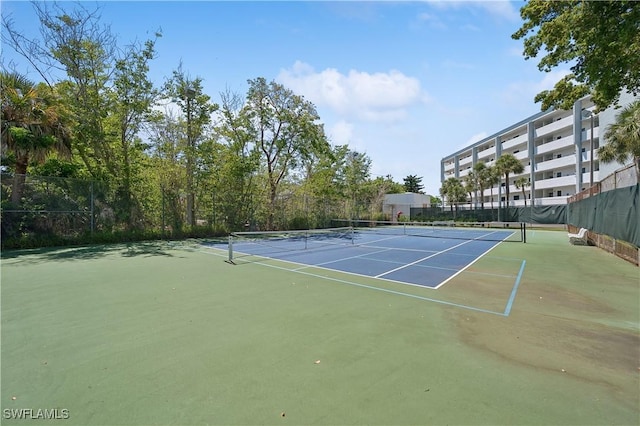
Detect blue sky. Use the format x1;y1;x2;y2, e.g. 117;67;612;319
1;1;569;196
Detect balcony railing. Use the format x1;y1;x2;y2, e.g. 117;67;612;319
536;135;573;155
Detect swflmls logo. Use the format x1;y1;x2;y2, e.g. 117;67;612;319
3;408;70;420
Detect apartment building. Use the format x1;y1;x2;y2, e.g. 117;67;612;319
440;92;637;207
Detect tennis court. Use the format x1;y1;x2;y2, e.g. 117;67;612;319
211;222;527;316
222;221;525;288
1;229;638;425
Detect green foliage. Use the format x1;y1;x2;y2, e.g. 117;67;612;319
514;176;531;207
403;174;424;193
512;0;640;111
0;2;428;249
600;100;640;180
496;154;525;208
440;177;466;217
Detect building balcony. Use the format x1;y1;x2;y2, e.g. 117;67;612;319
536;135;573;155
458;155;473;167
458;167;473;178
534;175;576;190
580;127;600;142
502;133;528;150
533;196;569;206
580;171;600;187
535;115;573;138
535;154;576;172
514;150;528;161
477;146;496;160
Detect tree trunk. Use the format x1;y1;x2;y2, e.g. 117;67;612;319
11;154;29;205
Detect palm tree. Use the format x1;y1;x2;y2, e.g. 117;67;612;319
486;166;501;220
473;162;489;210
440;177;466;219
463;171;478;210
599;100;640;182
495;153;525;208
1;71;72;204
514;177;531;207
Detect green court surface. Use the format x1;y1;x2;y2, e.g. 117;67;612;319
1;230;638;425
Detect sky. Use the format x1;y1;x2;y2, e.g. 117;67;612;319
0;0;570;196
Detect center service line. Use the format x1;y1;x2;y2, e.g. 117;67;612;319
375;239;475;279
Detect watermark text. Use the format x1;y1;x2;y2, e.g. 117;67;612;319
3;408;70;420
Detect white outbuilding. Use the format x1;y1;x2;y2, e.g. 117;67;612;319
383;193;431;221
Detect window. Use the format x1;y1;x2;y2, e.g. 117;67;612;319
514;150;519;154
582;168;586;173
556;154;562;158
501;182;505;187
556;172;562;178
557;190;562;197
514;195;520;200
548;192;553;197
557;136;562;140
582;147;586;152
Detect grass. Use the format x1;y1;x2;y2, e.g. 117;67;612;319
1;231;638;425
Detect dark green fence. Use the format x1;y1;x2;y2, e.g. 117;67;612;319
411;205;567;224
566;184;639;247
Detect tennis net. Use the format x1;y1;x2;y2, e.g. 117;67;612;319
227;227;354;263
332;220;526;243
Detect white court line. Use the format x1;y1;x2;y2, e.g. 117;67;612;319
375;239;475;278
294;247;393;270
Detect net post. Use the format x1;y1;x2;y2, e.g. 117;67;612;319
523;222;527;243
226;235;235;264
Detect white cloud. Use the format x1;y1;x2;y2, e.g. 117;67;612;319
424;0;520;22
328;120;355;146
413;12;448;30
277;61;429;123
466;131;488;146
501;69;572;107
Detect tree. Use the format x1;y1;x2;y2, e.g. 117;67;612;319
495;154;524;208
512;0;640;111
429;195;442;208
440;177;466;218
243;77;329;229
147;108;187;233
212;88;261;230
4;2;163;230
163;65;217;227
486;166;501;213
473;162;490;210
514;177;531;207
0;71;72;204
108;36;160;228
365;175;403;220
599;100;640;182
463;171;478;209
341;148;372;220
403;174;424;193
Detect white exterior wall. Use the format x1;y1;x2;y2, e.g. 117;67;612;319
383;193;431;221
440;94;639;208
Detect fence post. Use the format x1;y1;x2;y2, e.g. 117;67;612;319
90;182;95;234
161;185;166;239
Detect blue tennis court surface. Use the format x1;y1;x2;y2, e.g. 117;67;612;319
216;226;520;289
